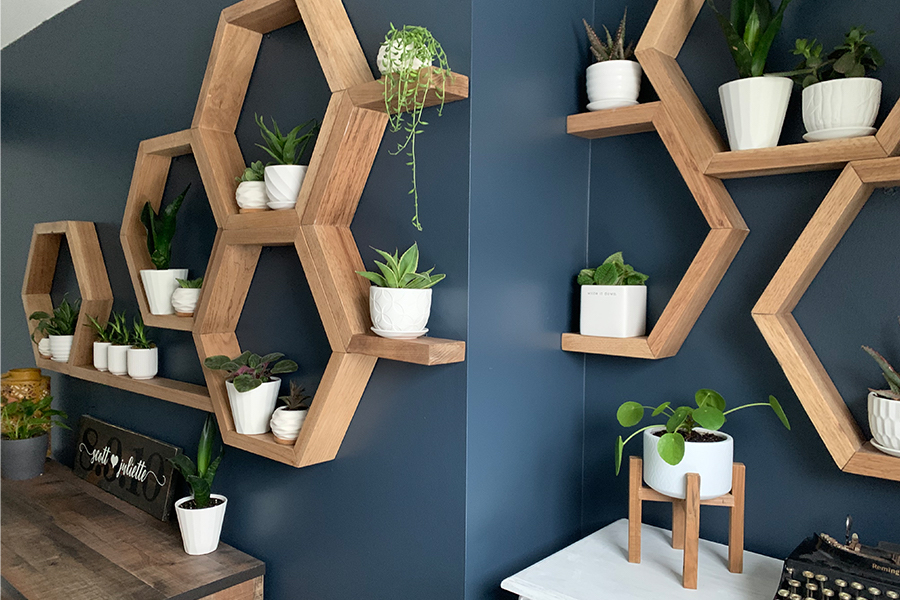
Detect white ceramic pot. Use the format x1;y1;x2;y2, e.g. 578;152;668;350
369;287;432;336
49;335;74;362
235;181;269;211
376;39;429;75
868;391;900;452
719;76;792;150
38;337;52;358
174;494;227;556
802;78;882;137
586;60;642;106
140;268;189;315
93;341;112;371
127;347;158;380
171;288;201;317
226;378;281;435
107;344;132;376
264;165;307;206
643;428;733;500
270;406;308;445
580;285;646;338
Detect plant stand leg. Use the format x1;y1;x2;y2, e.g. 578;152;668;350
728;463;746;574
672;499;685;549
683;473;700;589
628;456;643;563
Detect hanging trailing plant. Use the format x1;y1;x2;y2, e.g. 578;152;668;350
378;24;452;231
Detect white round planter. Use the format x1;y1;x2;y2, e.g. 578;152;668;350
49;335;74;362
107;344;132;376
270;406;308;445
226;378;281;435
376;39;429;75
235;181;269;212
93;341;112;371
719;76;792;150
171;288;201;317
38;337;52;358
642;428;734;500
140;269;189;315
264;165;307;207
580;285;646;338
586;60;642;109
174;494;227;556
369;287;432;337
868;391;900;453
802;78;882;139
127;347;158;380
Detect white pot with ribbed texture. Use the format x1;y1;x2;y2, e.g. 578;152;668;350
376;39;429;75
127;347;158;380
93;341;112;371
171;288;201;317
270;406;308;445
140;269;188;315
38;337;52;358
586;60;642;105
369;287;432;335
642;428;733;500
802;78;882;136
264;165;307;206
235;181;268;212
174;495;227;555
869;391;900;452
719;76;792;150
108;345;132;376
49;335;74;362
226;378;281;435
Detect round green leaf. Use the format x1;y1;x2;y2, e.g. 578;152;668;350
616;401;644;427
666;406;691;433
651;402;671;417
657;432;685;466
769;396;790;430
695;388;726;410
693;405;725;430
614;436;625;475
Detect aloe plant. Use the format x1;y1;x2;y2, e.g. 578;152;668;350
84;315;114;343
862;318;900;401
204;351;298;393
577;252;648;286
107;311;131;345
141;184;190;270
167;414;222;509
255;115;319;166
130;317;156;350
356;242;445;289
705;0;794;78
583;10;634;63
278;381;311;411
29;295;81;341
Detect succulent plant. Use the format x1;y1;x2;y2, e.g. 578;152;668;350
107;311;131;345
254;114;319;166
130;316;156;350
583;10;634;63
141;184;190;270
176;277;204;289
84;314;114;343
204;351;298;393
577;252;648;286
356;242;445;289
862;318;900;401
235;160;265;183
278;381;311;411
29;295;81;341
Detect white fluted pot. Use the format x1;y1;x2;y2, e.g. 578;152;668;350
108;345;132;376
49;335;74;362
719;76;792;150
226;378;281;435
93;341;112;371
802;78;882;137
127;347;158;380
586;60;642;109
270;407;308;445
869;391;900;452
174;495;227;555
642;428;733;500
140;269;188;315
235;181;268;212
264;165;307;207
579;285;646;338
171;288;201;317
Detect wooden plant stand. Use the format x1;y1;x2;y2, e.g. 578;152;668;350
627;456;746;590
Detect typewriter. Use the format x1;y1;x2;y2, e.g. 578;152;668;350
773;518;900;600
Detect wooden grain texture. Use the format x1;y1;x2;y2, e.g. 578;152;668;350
561;334;655;359
142;130;194;157
347;68;469;113
628;456;643;564
850;155;900;186
566;103;660;139
195;332;243;437
225;209;302;231
636;0;704;57
193;127;246;226
201;576;264;600
728;463;745;574
222;0;299;32
683;473;700;589
347;334;465;365
842;442;900;482
194;240;261;336
294;0;372;92
876;99;900;156
638;484;735;507
672;500;685;549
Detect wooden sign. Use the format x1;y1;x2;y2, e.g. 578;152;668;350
73;416;182;521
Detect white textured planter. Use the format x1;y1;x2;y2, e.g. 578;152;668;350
270;406;308;445
49;335;74;362
127;347;158;380
226;378;281;435
369;287;432;336
643;428;733;500
719;76;792;150
264;165;307;206
580;285;646;338
140;269;189;315
802;78;882;138
235;181;269;212
174;494;227;556
108;344;132;376
869;391;900;452
377;40;429;75
93;341;112;371
586;60;642;107
171;288;201;317
38;337;52;358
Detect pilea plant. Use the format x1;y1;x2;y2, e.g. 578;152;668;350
254;114;319;166
84;315;114;343
614;388;790;474
141;184;190;270
583;10;634;63
29;295;81;341
130;317;156;350
278;381;311;411
862;318;900;401
177;277;204;289
1;395;69;441
168;414;223;509
379;24;451;231
577;252;648;286
778;27;883;88
705;0;794;78
235;160;265;183
356;242;445;289
204;351;298;393
107;311;131;346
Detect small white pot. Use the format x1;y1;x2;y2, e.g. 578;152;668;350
49;335;74;362
226;378;281;435
369;287;432;335
580;285;646;338
127;347;158;380
868;391;900;452
171;288;202;317
264;165;307;206
376;39;429;75
719;76;792;150
174;494;227;556
93;341;112;371
107;344;132;376
643;428;734;500
270;406;308;445
38;337;52;358
235;181;269;212
140;269;189;315
586;60;642;105
802;78;882;136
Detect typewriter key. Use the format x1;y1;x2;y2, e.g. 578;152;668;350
803;571;816;579
823;591;834;598
836;580;848;588
817;575;829;583
777;590;790;598
869;589;882;597
807;583;819;593
790;594;802;600
839;594;852;600
886;593;899;600
789;580;802;589
852;583;866;591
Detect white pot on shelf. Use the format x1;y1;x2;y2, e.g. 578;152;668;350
376;39;429;75
235;181;269;212
107;344;132;376
174;494;227;555
38;337;52;359
369;287;432;339
264;165;307;207
579;285;646;338
719;76;792;150
49;335;74;362
642;428;733;500
270;406;308;445
140;269;189;315
868;391;900;454
93;341;112;371
171;288;201;317
127;347;158;380
586;60;642;110
802;78;882;141
226;378;281;435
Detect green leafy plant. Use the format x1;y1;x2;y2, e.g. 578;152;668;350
862;317;900;401
130;317;156;350
107;311;131;345
705;0;795;78
141;184;190;270
1;395;70;440
254;114;319;166
614;389;790;474
380;24;452;231
235;160;265;183
177;277;204;289
356;242;445;289
577;252;648;286
29;295;81;342
167;414;223;509
278;381;311;411
84;315;114;343
778;27;883;88
204;351;298;393
583;10;634;63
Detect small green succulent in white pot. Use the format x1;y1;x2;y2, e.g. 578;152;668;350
234;161;268;213
863;318;900;456
582;10;641;111
171;277;203;318
255;115;319;210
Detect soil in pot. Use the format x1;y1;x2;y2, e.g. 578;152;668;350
179;497;226;510
653;429;725;443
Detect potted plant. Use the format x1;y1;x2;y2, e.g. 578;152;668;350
171;277;203;318
234;161;268;213
106;312;132;376
1;394;69;480
269;381;311;445
615;389;790;499
706;0;795;150
29;295;81;362
863;319;900;456
582;10;641;111
203;351;298;435
577;252;648;338
377;25;452;231
85;315;114;372
140;184;190;315
356;242;445;339
168;414;225;555
127;317;158;380
255;114;319;210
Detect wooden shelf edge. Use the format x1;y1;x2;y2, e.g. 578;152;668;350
566;102;660;140
347;67;469;114
841;441;900;482
347;334;465;365
561;334;657;359
221;429;297;466
143;313;195;332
